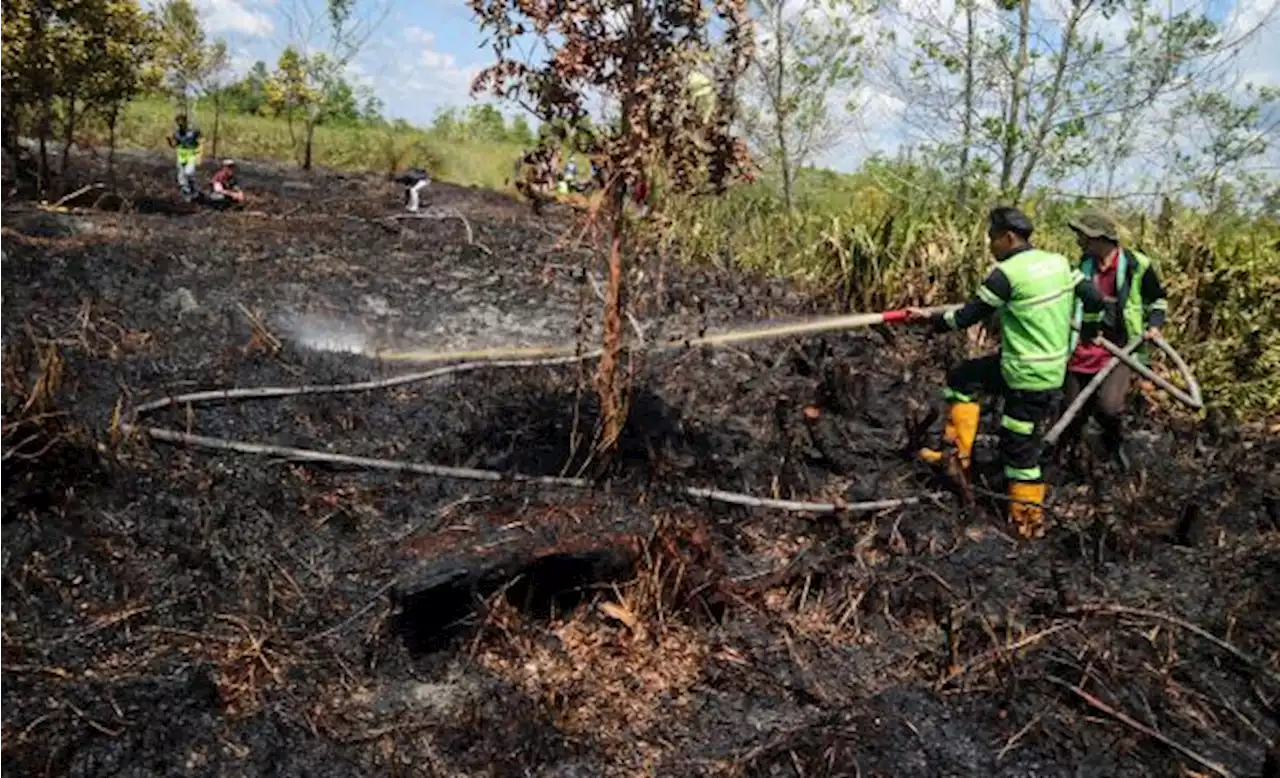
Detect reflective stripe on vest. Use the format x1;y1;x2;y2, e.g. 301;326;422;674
996;249;1078;391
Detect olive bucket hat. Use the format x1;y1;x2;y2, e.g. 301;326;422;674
1068;208;1120;242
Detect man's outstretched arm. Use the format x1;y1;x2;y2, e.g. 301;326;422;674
931;268;1010;333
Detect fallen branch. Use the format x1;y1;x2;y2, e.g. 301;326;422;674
1046;675;1235;778
389;207;492;255
1067;603;1280;685
50;183;106;209
131;352;601;415
936;623;1070;688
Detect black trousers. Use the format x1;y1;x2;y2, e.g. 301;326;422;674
946;353;1059;482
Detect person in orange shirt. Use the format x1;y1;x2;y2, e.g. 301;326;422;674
1059;209;1168;472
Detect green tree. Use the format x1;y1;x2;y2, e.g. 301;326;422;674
1169;85;1280;213
265;46;318;156
155;0;213;113
470;0;754;456
222;61;272;115
277;0;391;169
510;115;535;146
899;0;1249;205
1;0;158;191
86;0;161;176
200;40;231;159
741;0;872;210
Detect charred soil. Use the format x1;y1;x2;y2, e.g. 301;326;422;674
3;153;1279;778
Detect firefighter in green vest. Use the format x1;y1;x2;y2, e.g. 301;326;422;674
165;113;202;202
1058;208;1168;471
909;207;1106;538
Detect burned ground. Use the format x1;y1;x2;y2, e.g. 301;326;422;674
3;152;1278;777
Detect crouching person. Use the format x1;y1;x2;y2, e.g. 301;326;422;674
394;168;431;212
208;159;245;208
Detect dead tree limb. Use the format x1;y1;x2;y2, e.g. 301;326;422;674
1046;675;1235;778
389;207;491;255
1067;604;1280;685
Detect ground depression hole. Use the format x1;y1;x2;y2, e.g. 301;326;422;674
393;547;639;654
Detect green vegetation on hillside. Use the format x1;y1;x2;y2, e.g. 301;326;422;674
96;97;529;190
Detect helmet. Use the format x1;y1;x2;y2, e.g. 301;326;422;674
223;159;236;167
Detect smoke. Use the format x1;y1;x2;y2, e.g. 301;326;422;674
275;313;373;356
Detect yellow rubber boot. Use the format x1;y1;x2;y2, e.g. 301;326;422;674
919;401;980;471
1008;481;1046;539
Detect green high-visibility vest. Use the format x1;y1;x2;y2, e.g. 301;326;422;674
982;248;1083;392
686;71;715;123
1069;249;1166;364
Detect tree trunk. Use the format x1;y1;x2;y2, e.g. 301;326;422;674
1012;0;1085;202
38;102;50;197
108;105;119;180
597;199;628;454
212;90;222;160
595;0;645;458
774;0;792;211
998;0;1030;200
285;108;298;163
957;0;975;209
34;0;52;196
304;119;315;170
60;93;77;182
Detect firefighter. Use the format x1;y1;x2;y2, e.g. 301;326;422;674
909;206;1105;538
166;114;202;202
1058;208;1169;472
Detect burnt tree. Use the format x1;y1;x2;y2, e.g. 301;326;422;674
469;0;754;459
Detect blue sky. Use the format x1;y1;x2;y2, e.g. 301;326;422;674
194;0;1278;176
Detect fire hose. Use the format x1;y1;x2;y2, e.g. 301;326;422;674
1044;330;1203;446
372;305;964;364
373;305;1203;431
124;301;1203;518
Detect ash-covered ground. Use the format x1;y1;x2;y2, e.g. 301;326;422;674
3;151;1278;778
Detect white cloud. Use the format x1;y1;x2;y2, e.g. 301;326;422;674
197;0;274;36
1229;0;1280;87
421;49;458;69
346;60;377;88
377;24;482;116
404;25;437;46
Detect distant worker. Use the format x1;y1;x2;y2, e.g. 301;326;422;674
166;114;202;202
1057;208;1168;472
909;207;1105;538
558;159;579;194
208;159;244;207
394;167;432;212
